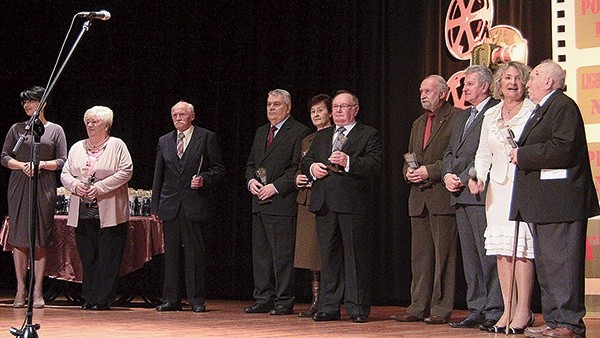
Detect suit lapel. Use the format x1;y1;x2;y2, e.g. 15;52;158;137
182;127;203;170
259;117;292;164
341;122;363;152
459;98;498;147
424;103;451;150
519;92;557;144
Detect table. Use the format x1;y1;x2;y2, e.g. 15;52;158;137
1;215;165;305
1;215;164;282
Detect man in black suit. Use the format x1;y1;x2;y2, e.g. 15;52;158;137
443;65;502;330
152;101;225;313
244;89;310;315
301;90;382;323
510;60;599;338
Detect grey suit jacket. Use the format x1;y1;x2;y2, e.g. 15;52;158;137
442;98;499;205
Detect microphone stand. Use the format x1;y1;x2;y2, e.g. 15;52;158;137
10;18;95;338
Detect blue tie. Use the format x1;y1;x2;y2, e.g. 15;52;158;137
462;107;478;139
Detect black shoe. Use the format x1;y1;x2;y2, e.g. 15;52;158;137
191;304;206;313
312;312;341;321
244;302;273;313
269;305;293;315
91;303;110;311
478;318;498;330
487;325;506;333
507;327;525;334
81;303;94;310
156;302;183;312
449;317;483;328
351;315;368;323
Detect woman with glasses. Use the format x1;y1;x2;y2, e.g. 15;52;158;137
1;86;67;308
469;61;536;334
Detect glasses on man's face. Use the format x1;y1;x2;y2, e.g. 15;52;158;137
332;104;357;111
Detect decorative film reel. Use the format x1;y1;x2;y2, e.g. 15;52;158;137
445;0;494;60
447;70;467;109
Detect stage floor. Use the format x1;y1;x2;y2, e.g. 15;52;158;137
1;296;599;337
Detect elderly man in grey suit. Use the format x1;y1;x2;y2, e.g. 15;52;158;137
152;101;226;313
244;89;311;315
443;65;502;330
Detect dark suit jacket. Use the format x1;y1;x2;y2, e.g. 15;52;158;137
510;90;599;223
301;122;382;215
443;98;499;205
245;117;311;216
404;102;460;216
151;125;226;222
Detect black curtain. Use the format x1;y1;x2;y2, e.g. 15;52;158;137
0;0;551;305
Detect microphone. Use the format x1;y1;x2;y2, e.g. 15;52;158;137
468;167;477;180
77;10;111;20
468;167;481;200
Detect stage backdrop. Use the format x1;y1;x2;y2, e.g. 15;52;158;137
0;1;551;306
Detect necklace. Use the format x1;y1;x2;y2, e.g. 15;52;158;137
502;101;522;119
87;135;109;150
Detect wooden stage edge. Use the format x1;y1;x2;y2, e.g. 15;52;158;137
1;297;600;337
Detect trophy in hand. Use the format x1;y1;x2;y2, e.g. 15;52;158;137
327;132;348;173
403;152;420;170
496;118;518;149
82;172;98;209
255;167;272;204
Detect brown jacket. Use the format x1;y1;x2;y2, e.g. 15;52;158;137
404;102;460;216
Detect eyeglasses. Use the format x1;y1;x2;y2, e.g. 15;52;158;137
332;104;357;110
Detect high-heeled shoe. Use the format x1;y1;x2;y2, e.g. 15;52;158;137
507;312;536;334
33;295;45;308
487;325;506;333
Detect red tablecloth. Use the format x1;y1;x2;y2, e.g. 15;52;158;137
0;215;164;283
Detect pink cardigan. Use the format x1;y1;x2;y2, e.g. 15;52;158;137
61;137;133;228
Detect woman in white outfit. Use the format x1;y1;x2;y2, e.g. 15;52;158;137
469;61;536;334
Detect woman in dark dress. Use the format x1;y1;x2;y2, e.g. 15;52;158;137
294;94;332;317
1;86;67;308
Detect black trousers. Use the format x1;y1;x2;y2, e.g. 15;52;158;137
75;219;127;306
530;220;587;335
251;213;296;308
162;212;208;306
315;207;372;317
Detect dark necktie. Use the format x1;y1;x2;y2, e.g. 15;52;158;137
177;132;184;158
462;107;478;140
266;125;277;147
422;113;435;147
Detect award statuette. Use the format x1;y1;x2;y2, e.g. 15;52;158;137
403;152;420;170
82;173;98;209
496;118;518;149
327;131;348;173
256;167;272;204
